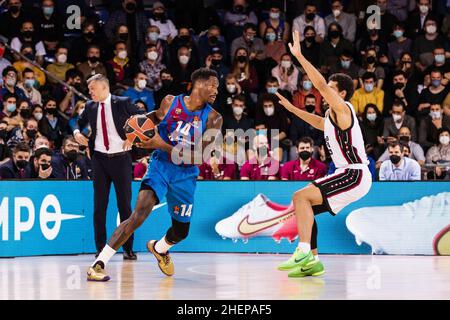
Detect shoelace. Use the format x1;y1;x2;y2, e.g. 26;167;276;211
162;254;170;265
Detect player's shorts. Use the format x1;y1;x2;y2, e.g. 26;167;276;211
140;152;199;223
312;165;372;215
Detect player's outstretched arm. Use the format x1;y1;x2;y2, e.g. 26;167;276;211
288;31;349;117
275;92;324;131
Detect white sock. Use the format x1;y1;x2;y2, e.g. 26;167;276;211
92;245;116;267
154;236;173;254
297;242;311;253
314;255;319;261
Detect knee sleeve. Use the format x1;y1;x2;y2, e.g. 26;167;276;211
311;219;318;250
165;219;190;244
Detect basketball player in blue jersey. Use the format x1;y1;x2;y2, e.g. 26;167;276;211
87;68;222;281
274;31;372;277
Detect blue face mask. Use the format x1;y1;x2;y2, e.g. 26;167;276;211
43;6;54;16
366;113;377;121
6;103;16;113
432;79;441;87
341;60;351;69
393;30;403;38
266;33;276;42
24;79;35;89
303;80;312;91
364;83;374;92
267;87;277;94
148;32;159;42
434;54;445;64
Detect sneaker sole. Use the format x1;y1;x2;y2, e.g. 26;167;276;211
288;270;325;278
146;241;174;277
87;276;110;282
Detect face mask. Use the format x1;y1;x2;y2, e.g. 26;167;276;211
179;55;190;65
393;114;403;122
305;104;315;113
366;56;376;64
366;113;377;121
6;78;16;87
22;30;33;38
266;33;276;42
43;6;54;16
24;79;35;89
234;5;244;13
212;58;222;67
236;55;247;63
65;150;78;162
117;50;127;59
269;12;280;19
46;108;58;115
264;107;275;116
364;83;374;92
26;129;37;139
393;82;405;90
426;25;437;34
431;79;441;87
306;13;315;21
20;109;31;118
9;5;20;14
257;146;269;158
341;60;351;69
148;32;159;42
84;31;95;39
440;135;450;145
399;135;410;144
435;54;445;64
299;150;312;161
147;51;158;61
430;111;441;119
153;12;165;20
305;36;315;43
419;5;429;14
40;163;51;171
233;106;243;116
267;87;277;94
162;79;172;87
57;53;67;64
281;60;291;68
303;80;312;91
390;154;401;165
227;84;236;93
34;112;43;121
16;159;28;169
208;35;218;44
179;35;190;43
393;30;404;38
119;33;128;41
125;2;136;11
6;103;16;112
329;30;340;39
0;129;7;140
137;79;147;89
332;9;341;17
246;35;255;42
88;56;99;63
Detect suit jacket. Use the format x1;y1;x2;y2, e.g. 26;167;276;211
76;95;144;152
0;159;31;179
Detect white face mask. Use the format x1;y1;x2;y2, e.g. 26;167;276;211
226;84;236;93
393;114;403;122
419;5;429;14
426;25;437;34
34;113;43;121
281;60;291;68
179;55;189;65
233;106;243;115
264;107;275;116
332;9;341;17
147;51;158;61
269;12;280;19
117;50;127;59
430;110;441;119
440;135;450;145
137;79;147;89
57;53;67;64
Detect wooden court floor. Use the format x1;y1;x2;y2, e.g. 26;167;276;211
1;253;450;300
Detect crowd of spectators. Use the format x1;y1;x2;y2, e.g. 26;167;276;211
1;0;450;182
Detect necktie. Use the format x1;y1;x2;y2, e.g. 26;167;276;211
100;102;109;151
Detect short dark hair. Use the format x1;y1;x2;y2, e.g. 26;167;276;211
266;76;279;84
297;136;314;147
328;73;354;100
2;92;17;101
114;40;127;49
24;118;38;128
243;23;257;32
392;69;406;79
430;68;443;76
65;68;83;82
362;71;376;82
35;147;52;160
63;135;77;147
437;127;450;136
305;1;317;8
232;94;246;104
191;68;218;86
388;141;404;152
22;68;34;77
305;93;316;101
2;66;17;78
392;99;406;110
160;68;171;77
13;142;31;154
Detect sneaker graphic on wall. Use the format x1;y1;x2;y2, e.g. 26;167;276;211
215;194;298;242
346;192;450;255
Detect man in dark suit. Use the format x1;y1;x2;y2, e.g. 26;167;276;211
73;74;143;259
0;142;31;179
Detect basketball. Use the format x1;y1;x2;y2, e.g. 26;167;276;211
124;114;156;145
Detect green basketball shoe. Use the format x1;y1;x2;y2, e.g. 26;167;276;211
288;260;325;277
277;248;315;271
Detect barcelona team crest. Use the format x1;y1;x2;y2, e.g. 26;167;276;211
174;205;180;214
175;108;182;115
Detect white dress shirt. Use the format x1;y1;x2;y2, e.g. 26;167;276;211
95;94;124;154
379;157;422;181
292;14;326;41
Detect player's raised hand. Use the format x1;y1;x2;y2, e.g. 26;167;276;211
288;31;302;58
275;91;296;113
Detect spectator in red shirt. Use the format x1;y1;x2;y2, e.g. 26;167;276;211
281;137;327;181
240;133;279;180
106;40;137;92
292;72;323;115
198;153;237;180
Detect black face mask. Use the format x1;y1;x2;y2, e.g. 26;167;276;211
9;5;20;14
118;33;128;41
305;36;315;43
24;52;35;61
366;56;376;64
20;109;31;119
46;108;58;115
88;56;99;63
65;149;78;162
153;12;165;20
393;82;405;90
329;30;340;39
0;129;7;140
209;36;218;44
26;129;37;139
305;104;315;113
390;155;401;165
212;58;222;66
16;159;28;169
84;32;95;40
306;13;315;21
399;136;410;144
299;150;312;161
178;35;190;43
236;55;247;63
234;5;244;13
40;163;51;170
22;30;33;39
125;2;136;12
162;79;172;88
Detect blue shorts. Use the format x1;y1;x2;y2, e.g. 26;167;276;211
140;152;199;223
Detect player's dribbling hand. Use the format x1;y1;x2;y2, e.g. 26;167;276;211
288;31;302;58
136;131;164;150
122;139;132;151
275;91;296;113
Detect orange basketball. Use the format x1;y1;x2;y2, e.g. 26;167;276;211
124;115;156;145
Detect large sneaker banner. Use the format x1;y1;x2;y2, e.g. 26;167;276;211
0;181;449;256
